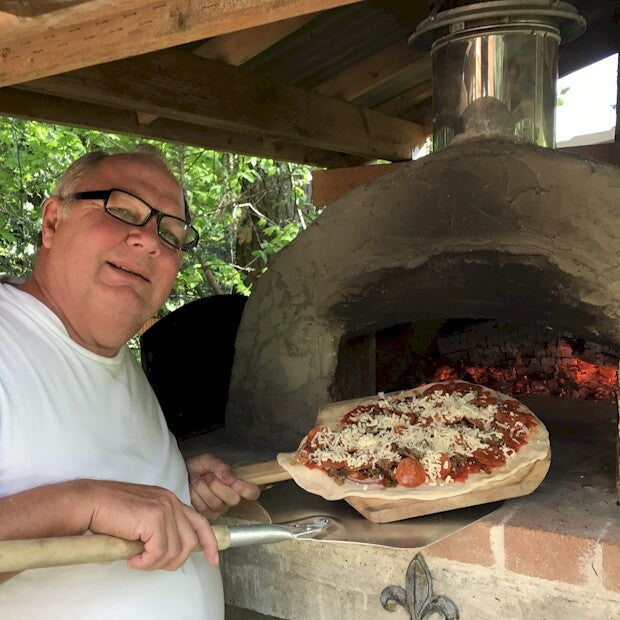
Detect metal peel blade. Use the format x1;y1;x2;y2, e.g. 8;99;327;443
227;516;331;547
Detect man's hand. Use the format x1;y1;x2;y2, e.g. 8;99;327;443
0;479;220;581
186;454;260;518
85;480;219;569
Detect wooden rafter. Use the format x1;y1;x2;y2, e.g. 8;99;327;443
0;0;363;87
177;13;318;129
374;81;433;118
19;48;426;161
0;87;368;168
314;39;423;101
192;13;316;66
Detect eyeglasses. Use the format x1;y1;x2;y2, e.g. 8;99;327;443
66;188;200;251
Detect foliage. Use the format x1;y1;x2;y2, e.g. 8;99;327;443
556;86;570;107
0;118;319;314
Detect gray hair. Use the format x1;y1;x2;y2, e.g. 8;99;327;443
52;146;190;221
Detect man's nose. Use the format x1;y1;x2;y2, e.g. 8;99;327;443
126;218;161;253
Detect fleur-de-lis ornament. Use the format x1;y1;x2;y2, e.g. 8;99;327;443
381;553;459;620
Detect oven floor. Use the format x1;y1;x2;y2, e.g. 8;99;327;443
519;395;617;489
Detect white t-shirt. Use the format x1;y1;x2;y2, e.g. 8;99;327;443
0;282;223;619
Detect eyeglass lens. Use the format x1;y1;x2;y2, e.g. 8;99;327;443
106;190;190;249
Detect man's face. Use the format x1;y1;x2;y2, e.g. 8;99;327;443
38;155;185;352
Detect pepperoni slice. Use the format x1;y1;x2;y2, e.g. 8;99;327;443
302;426;325;451
473;446;506;470
501;424;528;450
394;457;426;487
341;404;379;424
472;391;498;407
496;408;536;430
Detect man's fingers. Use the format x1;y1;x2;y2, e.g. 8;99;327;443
86;480;217;571
230;479;260;501
186;454;260;518
127;521;171;571
206;466;260;500
187;454;234;483
202;469;261;502
159;506;197;571
182;504;219;566
213;467;236;485
190;475;239;513
127;497;196;571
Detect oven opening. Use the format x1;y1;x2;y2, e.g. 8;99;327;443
370;318;618;400
333;317;619;490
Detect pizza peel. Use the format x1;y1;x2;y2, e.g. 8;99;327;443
0;391;550;572
232;391;551;524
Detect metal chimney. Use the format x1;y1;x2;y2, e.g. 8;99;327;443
409;1;586;150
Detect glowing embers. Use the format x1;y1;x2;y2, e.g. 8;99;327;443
432;358;617;400
375;320;618;400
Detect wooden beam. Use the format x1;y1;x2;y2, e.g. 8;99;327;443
0;87;368;168
373;80;432;117
136;111;159;125
20;49;426;161
181;13;316;132
314;37;423;101
0;0;363;87
192;13;315;66
312;162;405;206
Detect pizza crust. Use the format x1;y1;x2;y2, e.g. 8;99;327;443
276;382;550;502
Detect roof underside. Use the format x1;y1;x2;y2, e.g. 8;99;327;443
0;0;617;167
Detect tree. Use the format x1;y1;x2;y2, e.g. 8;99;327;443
0;118;319;313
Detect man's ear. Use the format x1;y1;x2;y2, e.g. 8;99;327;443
40;197;63;249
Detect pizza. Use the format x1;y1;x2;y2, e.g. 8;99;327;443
276;381;550;501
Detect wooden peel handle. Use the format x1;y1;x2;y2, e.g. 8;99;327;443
0;462;290;573
0;527;232;573
232;460;291;486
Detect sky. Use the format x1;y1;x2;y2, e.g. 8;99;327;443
556;53;618;145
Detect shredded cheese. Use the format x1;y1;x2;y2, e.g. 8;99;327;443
303;384;526;484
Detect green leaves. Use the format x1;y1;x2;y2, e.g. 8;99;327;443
0;117;316;311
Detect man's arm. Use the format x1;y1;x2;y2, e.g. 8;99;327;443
0;478;219;584
0;480;86;584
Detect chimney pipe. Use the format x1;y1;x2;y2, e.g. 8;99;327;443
409;1;586;150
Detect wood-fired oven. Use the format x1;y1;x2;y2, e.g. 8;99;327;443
210;1;620;617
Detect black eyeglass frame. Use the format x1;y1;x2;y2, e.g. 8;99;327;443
65;188;200;251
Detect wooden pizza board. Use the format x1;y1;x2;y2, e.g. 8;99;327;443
233;391;552;523
342;453;550;522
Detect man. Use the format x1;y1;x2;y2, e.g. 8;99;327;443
0;149;259;618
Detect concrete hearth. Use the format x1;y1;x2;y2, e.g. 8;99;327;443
225;138;620;451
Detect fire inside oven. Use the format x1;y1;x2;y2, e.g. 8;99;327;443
350;318;619;490
372;319;618;400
